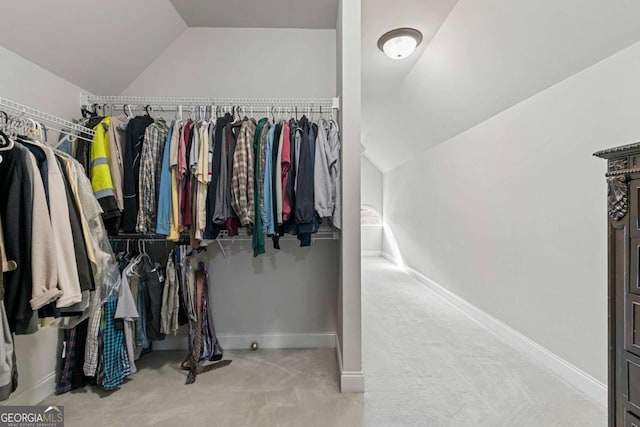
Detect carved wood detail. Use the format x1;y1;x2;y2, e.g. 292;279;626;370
608;157;629;221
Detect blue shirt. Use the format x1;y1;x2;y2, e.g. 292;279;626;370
155;122;174;235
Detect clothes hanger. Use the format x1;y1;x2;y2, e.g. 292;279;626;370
0;129;14;150
0;129;14;164
124;104;135;119
0;111;8;131
141;240;152;263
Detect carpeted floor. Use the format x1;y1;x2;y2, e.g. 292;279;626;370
41;257;606;426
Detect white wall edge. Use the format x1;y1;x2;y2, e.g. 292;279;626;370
335;335;364;392
404;265;608;409
154;332;337;351
361;251;382;257
5;371;56;406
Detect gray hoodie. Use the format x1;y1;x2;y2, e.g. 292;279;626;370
314;119;341;229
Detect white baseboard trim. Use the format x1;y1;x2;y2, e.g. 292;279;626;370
5;371;56;406
335;335;365;392
361;251;382;257
154;332;337;351
405;265;608;409
382;251;398;265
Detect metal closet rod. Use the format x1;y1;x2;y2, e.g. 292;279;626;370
109;232;340;242
84;95;340;110
0;96;96;136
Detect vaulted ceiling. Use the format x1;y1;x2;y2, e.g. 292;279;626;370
1;1;639;172
362;0;640;171
0;0;187;95
0;0;337;94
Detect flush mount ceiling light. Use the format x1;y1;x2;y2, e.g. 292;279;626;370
377;28;423;60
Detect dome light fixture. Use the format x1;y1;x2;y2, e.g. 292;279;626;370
377;28;423;60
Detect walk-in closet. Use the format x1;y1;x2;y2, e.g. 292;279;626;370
0;1;361;425
6;0;631;425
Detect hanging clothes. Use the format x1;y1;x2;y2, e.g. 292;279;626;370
295;117;318;247
122;115;154;232
75;115;104;176
0;217;17;401
230;119;256;227
263;124;276;236
252;118;269;257
314;119;342;229
179;252;229;385
115;264;139;375
90;117;121;236
156;122;174;236
0;142;61;334
160;251;180;335
168;119;183;241
107;115;128;212
136;119;168;233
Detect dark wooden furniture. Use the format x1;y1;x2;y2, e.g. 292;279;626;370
595;143;640;426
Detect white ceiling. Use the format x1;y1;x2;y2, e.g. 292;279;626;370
362;0;640;172
0;0;187;95
170;0;338;29
361;0;458;128
1;0;639;172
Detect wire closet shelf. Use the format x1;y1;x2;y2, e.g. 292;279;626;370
83;95;340;114
109;227;340;243
0;96;96;137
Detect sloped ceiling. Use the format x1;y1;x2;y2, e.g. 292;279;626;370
0;0;187;95
363;0;640;172
170;0;338;29
362;0;458;139
2;0;640;171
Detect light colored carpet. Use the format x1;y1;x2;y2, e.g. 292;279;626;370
40;257;606;426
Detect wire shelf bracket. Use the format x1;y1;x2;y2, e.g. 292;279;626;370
0;96;96;136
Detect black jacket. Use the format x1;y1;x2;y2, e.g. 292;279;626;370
122;116;154;232
0;144;36;334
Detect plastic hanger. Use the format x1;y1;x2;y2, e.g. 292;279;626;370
0;129;14;150
0;129;14;163
124;104;134;119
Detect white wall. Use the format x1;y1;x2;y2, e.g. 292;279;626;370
383;40;640;385
361;155;383;255
0;45;90;404
337;0;363;392
361;155;382;212
122;27;339;341
122;27;336;98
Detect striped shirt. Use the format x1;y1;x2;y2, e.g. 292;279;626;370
136;119;168;233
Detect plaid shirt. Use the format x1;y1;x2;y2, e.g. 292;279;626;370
83;292;102;376
102;295;124;390
136;119;168;233
231;119;256;225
